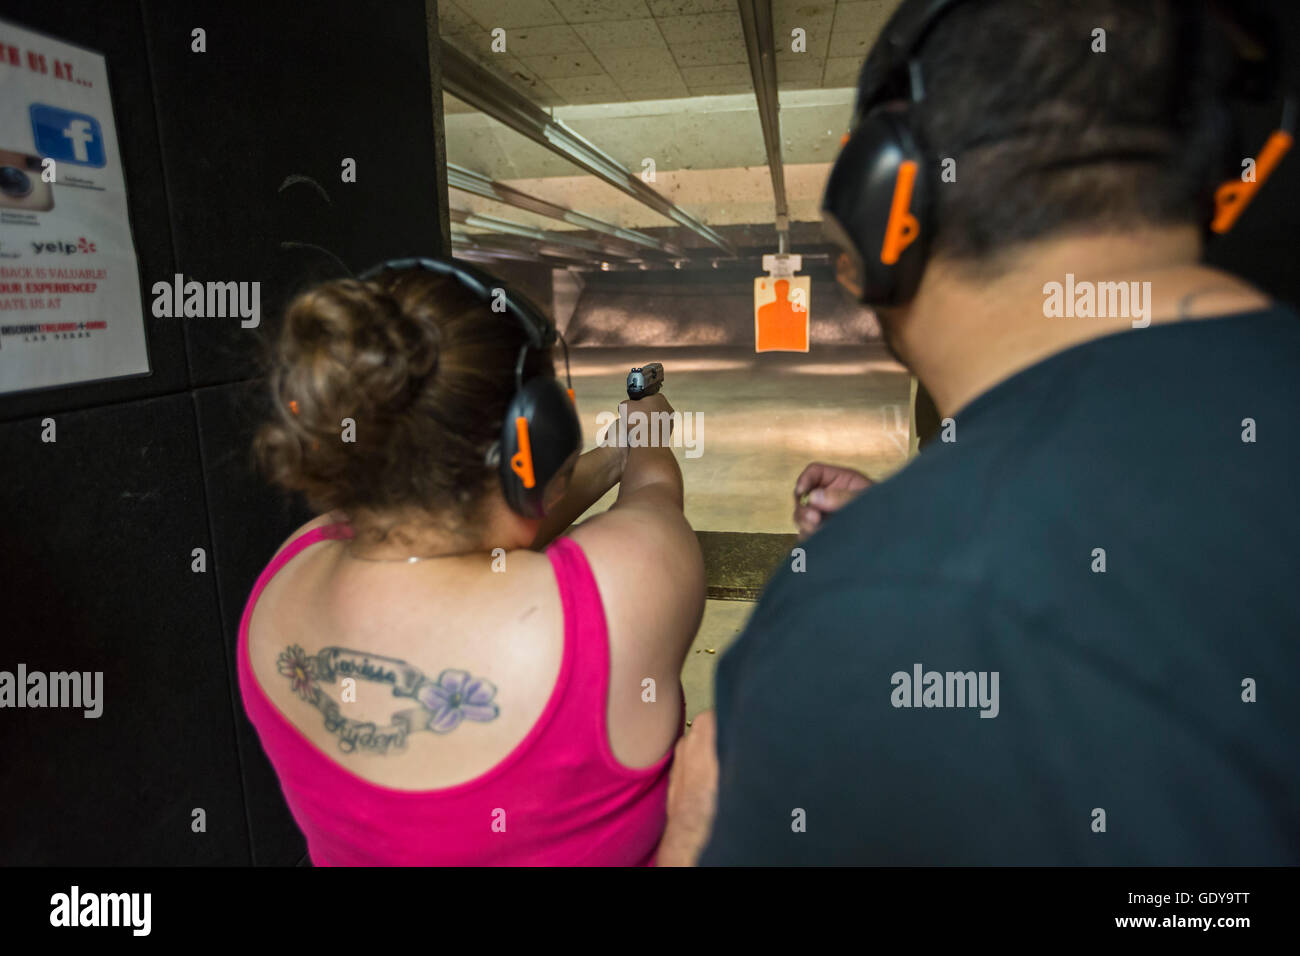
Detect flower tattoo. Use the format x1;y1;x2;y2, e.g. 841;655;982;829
417;669;500;734
276;645;318;702
277;646;500;753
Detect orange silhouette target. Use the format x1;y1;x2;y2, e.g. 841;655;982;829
754;276;810;353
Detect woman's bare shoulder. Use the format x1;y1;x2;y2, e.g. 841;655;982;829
267;511;348;563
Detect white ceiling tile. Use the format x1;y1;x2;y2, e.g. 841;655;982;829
550;0;652;23
546;73;628;102
437;2;481;34
504;24;589;55
595;45;680;79
460;0;567;29
679;63;751;87
682;82;754;96
774;0;837;16
615;73;691;98
520;51;608;78
822;55;863;86
573;18;666;51
656;11;743;45
449;27;499;55
774;8;834;59
831;0;900;38
670;38;748;68
778;36;834;62
826;30;875;59
646;0;732;14
777;36;831;61
531;83;569;106
776;2;836;29
494;54;551;85
776;56;825;82
447;91;856;181
455;47;568;100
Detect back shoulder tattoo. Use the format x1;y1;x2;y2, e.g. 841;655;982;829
275;645;500;755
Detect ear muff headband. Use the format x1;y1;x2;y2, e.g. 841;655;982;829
357;256;581;518
820;0;970;306
821;103;930;305
881;160;921;265
824;0;1289;307
359;255;556;350
507;417;533;489
854;0;969;117
1211;123;1294;232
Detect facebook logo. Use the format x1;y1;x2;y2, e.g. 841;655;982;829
30;104;106;167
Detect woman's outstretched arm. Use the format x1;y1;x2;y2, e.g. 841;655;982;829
529;444;625;551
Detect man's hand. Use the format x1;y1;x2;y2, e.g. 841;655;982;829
657;709;718;867
793;462;873;539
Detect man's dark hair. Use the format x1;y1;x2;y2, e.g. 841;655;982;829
900;0;1245;266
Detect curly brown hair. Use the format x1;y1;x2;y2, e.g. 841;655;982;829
254;265;555;539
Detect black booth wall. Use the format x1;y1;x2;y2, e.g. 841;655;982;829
0;0;446;864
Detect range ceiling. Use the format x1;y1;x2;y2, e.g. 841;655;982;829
439;0;902;109
438;0;904;249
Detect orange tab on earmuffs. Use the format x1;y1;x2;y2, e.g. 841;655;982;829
567;388;576;404
880;160;921;265
1212;129;1293;234
509;417;536;489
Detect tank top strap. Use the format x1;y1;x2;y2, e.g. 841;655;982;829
542;536;613;731
262;523;351;589
244;522;353;624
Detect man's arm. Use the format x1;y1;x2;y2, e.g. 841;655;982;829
657;710;718;866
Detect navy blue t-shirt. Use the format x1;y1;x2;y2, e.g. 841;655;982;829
701;308;1300;865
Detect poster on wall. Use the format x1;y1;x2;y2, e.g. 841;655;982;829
0;18;148;395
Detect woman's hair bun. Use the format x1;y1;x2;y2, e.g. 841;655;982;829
254;277;440;501
290;278;440;419
253;266;554;528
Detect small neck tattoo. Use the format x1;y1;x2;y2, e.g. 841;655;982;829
344;541;474;563
345;547;434;564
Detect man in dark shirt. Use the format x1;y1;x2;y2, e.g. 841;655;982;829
658;0;1300;865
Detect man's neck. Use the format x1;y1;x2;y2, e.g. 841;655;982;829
898;227;1271;419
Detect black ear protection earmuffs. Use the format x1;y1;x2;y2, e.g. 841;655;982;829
357;256;582;519
822;0;1293;308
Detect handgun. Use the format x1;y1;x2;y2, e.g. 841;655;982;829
626;363;664;400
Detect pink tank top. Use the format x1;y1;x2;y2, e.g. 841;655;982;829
237;524;677;866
